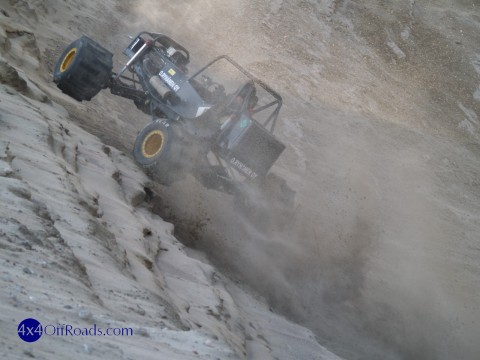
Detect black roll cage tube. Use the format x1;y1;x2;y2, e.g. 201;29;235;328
112;33;282;133
134;31;190;61
190;55;282;133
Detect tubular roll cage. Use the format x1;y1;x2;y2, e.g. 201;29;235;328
109;32;283;133
190;55;283;133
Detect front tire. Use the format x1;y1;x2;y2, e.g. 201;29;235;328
53;36;113;101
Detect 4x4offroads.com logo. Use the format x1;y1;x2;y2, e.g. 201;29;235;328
17;318;133;343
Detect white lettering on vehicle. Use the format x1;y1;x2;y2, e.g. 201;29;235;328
159;70;180;92
230;157;258;179
196;106;210;117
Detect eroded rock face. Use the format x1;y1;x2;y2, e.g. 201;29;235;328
0;60;27;92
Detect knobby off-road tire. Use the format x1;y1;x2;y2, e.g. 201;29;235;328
194;165;233;193
133;119;184;186
53;36;113;101
264;173;296;211
233;172;296;231
233;181;271;229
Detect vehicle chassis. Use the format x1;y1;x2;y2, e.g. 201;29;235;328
108;31;286;193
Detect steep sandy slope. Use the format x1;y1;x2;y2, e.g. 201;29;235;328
127;2;480;359
0;2;342;360
1;1;480;360
0;44;340;360
122;2;480;359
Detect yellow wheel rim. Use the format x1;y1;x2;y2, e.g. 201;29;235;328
142;130;165;158
60;48;77;73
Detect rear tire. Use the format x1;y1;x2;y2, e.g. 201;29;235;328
233;181;271;229
133;119;184;186
195;165;233;193
53;36;113;101
263;172;296;229
233;173;296;231
264;173;295;210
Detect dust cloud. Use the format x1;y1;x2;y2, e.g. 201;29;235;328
21;0;478;359
121;1;480;359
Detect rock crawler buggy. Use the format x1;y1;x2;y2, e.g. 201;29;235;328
53;32;294;223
